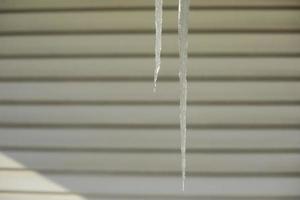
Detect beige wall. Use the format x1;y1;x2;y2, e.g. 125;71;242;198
0;0;300;199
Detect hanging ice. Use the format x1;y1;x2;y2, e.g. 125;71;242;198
178;0;190;191
153;0;190;191
153;0;163;91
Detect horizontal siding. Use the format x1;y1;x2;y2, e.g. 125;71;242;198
1;151;300;174
1;171;300;196
1;195;298;200
1;34;300;56
0;58;300;79
0;129;299;150
0;193;90;200
0;105;299;125
1;194;299;200
1;11;299;33
0;82;299;102
0;0;299;199
1;0;300;10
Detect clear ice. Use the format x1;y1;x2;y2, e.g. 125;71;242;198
153;0;163;92
178;0;190;191
153;0;190;191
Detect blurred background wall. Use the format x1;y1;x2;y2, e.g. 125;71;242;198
0;0;300;199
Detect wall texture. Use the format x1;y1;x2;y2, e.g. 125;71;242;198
0;0;300;199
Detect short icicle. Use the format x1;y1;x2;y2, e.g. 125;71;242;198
178;0;190;191
153;0;163;92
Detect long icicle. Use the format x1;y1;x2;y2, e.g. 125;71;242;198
153;0;163;92
178;0;190;191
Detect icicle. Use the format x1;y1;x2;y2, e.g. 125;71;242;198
153;0;163;92
178;0;190;191
153;0;190;191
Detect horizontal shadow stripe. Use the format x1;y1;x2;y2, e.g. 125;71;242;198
0;123;299;130
0;76;299;82
1;147;300;153
1;169;300;177
1;53;300;59
1;30;300;36
0;192;298;200
1;6;300;13
0;100;299;106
